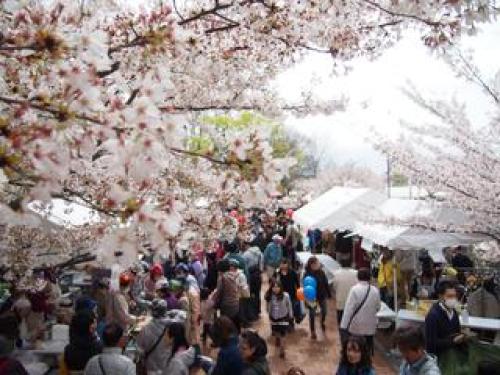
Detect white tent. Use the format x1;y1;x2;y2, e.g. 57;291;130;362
293;187;386;232
355;199;489;251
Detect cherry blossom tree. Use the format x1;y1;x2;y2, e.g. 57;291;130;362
375;58;500;245
0;0;497;273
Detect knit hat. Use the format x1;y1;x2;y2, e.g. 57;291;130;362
150;263;164;278
169;279;183;292
151;299;168;318
228;258;239;268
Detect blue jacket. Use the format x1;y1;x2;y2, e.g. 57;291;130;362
263;243;282;268
212;336;244;375
336;364;375;375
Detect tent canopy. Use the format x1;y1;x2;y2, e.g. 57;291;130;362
293;187;386;232
355;198;489;251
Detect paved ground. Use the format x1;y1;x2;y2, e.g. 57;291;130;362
203;294;397;375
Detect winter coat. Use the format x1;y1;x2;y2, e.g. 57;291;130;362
64;335;102;371
467;287;500;318
211;336;244;375
399;353;441;375
163;347;197;375
242;356;271;375
425;302;461;357
275;270;300;302
263;243;282;269
214;272;241;318
304;269;331;301
185;286;201;345
136;318;172;373
105;291;135;331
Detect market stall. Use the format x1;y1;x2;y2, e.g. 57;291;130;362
353;198;492;317
293;187;386;232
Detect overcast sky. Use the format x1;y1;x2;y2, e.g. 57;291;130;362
276;23;500;173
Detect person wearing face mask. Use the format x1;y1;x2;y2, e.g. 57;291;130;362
424;280;464;357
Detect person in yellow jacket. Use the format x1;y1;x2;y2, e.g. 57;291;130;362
377;247;401;309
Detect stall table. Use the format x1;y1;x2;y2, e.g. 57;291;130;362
397;309;500;344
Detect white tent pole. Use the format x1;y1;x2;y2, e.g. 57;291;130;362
393;259;398;315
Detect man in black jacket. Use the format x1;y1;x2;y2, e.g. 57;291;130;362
424;280;465;357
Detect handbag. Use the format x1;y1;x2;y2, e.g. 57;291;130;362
340;285;371;345
136;324;168;375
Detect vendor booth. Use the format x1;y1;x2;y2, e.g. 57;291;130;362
293;187;386;232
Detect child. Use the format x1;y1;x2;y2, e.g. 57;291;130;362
265;279;293;359
394;326;440;375
200;288;215;346
336;336;375;375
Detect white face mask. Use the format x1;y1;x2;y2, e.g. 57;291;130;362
444;298;458;310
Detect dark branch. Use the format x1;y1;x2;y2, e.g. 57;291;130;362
160;103;312;113
96;61;121;78
126;88;140;105
362;0;443;27
108;36;147;56
178;2;233;25
0;96;104;125
172;0;186;22
0;43;39;52
169;146;251;166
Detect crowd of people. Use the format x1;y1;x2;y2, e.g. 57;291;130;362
0;208;498;375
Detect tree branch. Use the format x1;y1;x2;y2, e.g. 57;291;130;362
172;0;186;22
56;187;120;217
0;96;104;125
96;61;121;78
161;103;312;113
169;146;251;166
108;36;147;56
126;88;140;105
450;46;500;104
178;1;234;25
362;0;443;27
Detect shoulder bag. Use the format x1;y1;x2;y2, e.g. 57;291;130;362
136;324;169;375
340;285;371;345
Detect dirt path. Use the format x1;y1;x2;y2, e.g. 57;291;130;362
202;295;397;375
250;297;397;375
